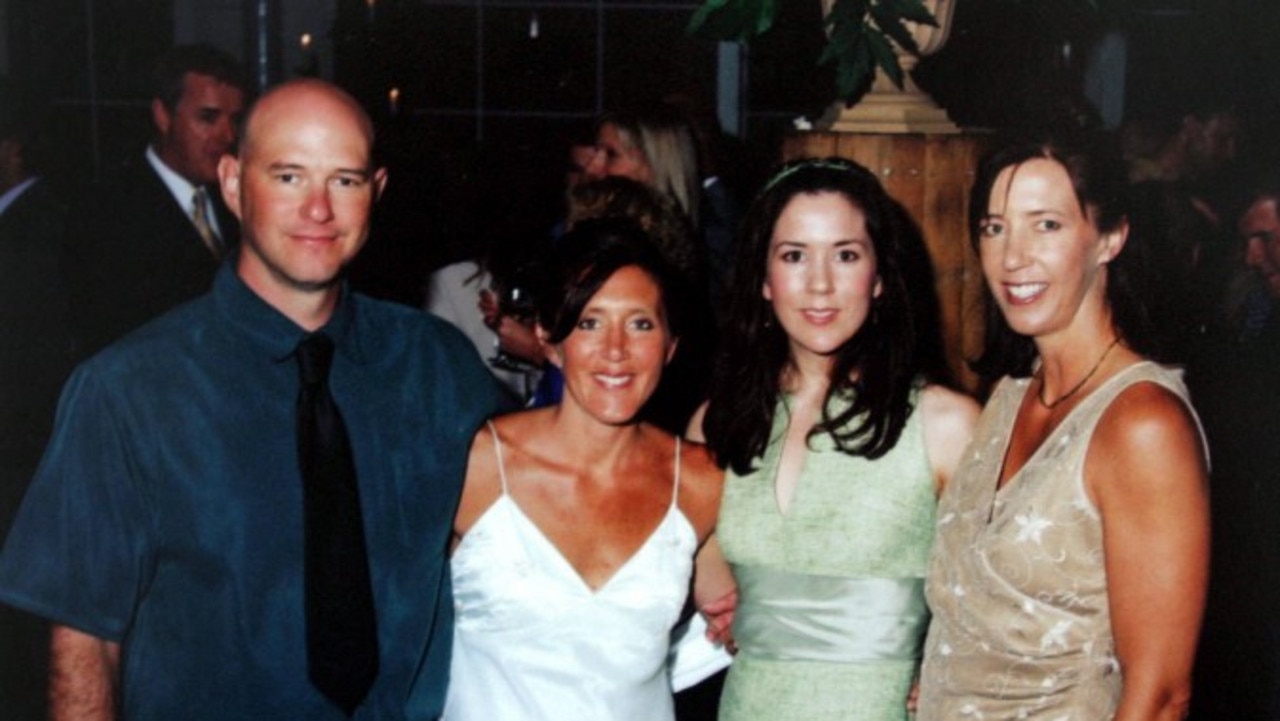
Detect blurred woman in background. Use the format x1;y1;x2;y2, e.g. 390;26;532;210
585;106;701;225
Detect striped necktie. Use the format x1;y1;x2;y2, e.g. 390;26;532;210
191;187;223;259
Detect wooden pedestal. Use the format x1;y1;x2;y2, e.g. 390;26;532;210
780;131;989;393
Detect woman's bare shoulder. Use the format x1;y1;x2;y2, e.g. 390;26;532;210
456;408;554;537
919;383;982;427
1090;379;1206;492
919;384;981;451
674;433;724;539
455;425;501;539
918;384;982;492
680;436;723;488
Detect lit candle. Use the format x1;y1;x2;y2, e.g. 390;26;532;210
296;32;318;77
388;87;401;117
366;0;376;23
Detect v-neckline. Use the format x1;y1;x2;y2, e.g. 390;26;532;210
771;393;818;519
479;421;688;595
987;361;1149;521
499;495;681;595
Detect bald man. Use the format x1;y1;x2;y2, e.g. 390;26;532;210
0;80;507;721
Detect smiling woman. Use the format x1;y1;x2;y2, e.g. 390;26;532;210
546;263;674;426
917;131;1210;721
443;218;732;721
694;158;979;721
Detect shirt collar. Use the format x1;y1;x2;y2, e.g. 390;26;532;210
145;146;228;240
146;145;200;212
211;257;362;367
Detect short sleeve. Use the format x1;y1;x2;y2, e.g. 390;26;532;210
427;314;517;426
0;363;153;641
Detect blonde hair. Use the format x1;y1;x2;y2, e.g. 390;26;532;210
602;107;700;224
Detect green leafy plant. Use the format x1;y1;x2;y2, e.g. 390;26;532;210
688;0;1099;106
688;0;939;105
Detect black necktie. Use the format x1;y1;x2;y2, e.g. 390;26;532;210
295;333;379;715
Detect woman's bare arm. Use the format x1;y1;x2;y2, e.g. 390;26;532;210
1088;383;1210;721
693;535;737;647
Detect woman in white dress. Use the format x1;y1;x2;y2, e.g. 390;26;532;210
443;218;732;721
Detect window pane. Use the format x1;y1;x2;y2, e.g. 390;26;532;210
482;8;597;113
602;7;714;108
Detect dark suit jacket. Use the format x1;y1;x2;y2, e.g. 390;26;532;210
0;176;72;721
66;155;239;356
0;176;75;531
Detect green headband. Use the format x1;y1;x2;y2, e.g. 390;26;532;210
761;158;862;194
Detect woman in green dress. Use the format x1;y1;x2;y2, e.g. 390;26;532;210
688;158;978;720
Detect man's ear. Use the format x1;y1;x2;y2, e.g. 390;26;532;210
217;155;242;219
151;99;172;137
536;325;562;369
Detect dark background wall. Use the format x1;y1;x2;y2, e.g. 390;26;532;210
5;0;1279;304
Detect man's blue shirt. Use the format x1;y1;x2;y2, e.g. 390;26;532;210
0;263;506;720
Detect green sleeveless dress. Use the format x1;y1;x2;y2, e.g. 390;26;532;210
717;388;935;721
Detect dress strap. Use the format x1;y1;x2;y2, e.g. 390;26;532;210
670;436;682;508
486;420;510;496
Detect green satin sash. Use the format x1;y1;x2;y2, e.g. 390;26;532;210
732;564;929;663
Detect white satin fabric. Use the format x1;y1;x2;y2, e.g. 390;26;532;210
443;430;694;721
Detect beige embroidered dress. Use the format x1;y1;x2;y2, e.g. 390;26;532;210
918;361;1196;720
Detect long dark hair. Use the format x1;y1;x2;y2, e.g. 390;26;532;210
703;157;946;475
968;130;1156;382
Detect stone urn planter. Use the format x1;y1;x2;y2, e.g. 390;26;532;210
816;0;960;133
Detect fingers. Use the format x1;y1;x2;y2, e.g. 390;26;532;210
495;318;544;364
478;290;500;327
699;589;738;653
